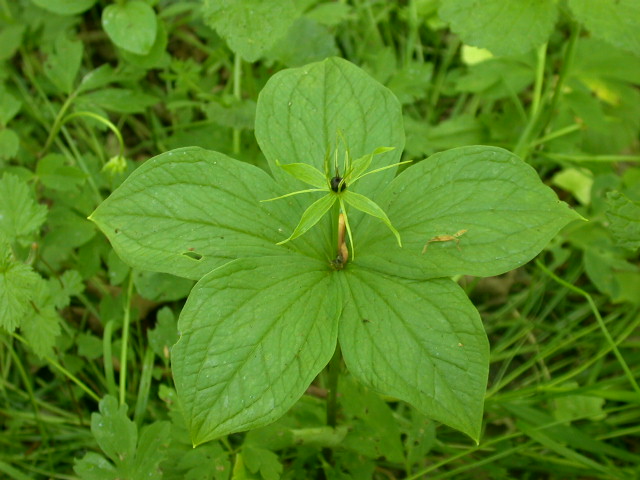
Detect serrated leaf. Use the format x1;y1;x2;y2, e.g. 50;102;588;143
0;254;40;332
568;0;640;57
202;0;299;62
439;0;558;56
0;173;47;245
21;288;61;359
606;191;640;250
90;147;317;281
131;421;170;479
338;267;489;442
356;146;582;279
73;451;118;480
102;1;157;55
255;57;405;203
171;256;340;445
91;395;137;466
44;34;83;95
31;0;97;15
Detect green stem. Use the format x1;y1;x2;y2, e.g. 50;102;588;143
326;345;342;428
536;261;640;395
103;320;117;398
232;53;242;155
119;273;135;406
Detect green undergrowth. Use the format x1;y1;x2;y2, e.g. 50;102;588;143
1;1;639;479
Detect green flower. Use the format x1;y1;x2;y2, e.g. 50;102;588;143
263;140;410;260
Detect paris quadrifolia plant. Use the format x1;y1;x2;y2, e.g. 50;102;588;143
90;58;582;446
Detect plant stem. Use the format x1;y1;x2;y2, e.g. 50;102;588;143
326;345;342;428
119;273;135;406
232;53;242;155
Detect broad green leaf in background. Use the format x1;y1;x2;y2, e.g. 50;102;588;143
568;0;640;57
43;34;83;95
255;57;405;202
439;0;558;56
171;256;340;445
0;173;47;245
202;0;300;62
31;0;97;15
90;148;317;281
606;192;640;250
36;154;87;192
102;1;157;55
355;146;582;280
338;268;489;442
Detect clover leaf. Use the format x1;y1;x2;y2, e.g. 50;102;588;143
90;57;581;445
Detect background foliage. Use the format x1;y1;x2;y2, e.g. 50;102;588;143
1;0;639;479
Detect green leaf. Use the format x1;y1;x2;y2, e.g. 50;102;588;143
439;0;558;56
0;85;22;125
147;307;178;364
338;266;489;443
77;88;159;114
0;129;19;160
74;452;118;480
130;421;170;479
267;17;339;67
0;24;25;61
276;193;336;245
102;1;157;55
91;396;137;466
31;0;97;15
0;250;40;332
606;191;640;251
36;154;87;192
90;147;318;281
276;161;327;189
43;34;83;95
243;445;283;480
171;256;340;445
21;278;62;359
0;173;47;245
568;0;640;56
133;271;193;302
342;190;401;247
202;0;300;62
357;146;582;280
255;57;405;203
119;19;169;69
